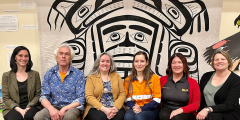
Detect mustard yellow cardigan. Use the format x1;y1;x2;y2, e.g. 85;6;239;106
83;72;126;119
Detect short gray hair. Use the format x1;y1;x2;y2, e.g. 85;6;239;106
89;52;117;75
54;44;75;60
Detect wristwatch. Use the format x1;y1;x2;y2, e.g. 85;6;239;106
206;107;210;113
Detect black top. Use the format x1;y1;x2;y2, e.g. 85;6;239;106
199;71;240;119
17;79;28;109
161;75;189;110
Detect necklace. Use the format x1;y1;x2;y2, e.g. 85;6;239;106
101;75;109;93
17;76;21;81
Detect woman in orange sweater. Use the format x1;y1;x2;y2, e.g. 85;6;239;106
124;51;161;120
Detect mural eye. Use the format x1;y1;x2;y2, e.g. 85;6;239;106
131;32;148;43
111;33;120;41
168;7;179;19
78;6;90;18
107;32;125;42
134;33;144;41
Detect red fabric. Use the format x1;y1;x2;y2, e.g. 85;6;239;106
160;75;200;116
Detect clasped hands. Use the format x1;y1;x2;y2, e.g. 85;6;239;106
49;106;68;120
100;106;119;120
15;107;31;117
133;104;142;114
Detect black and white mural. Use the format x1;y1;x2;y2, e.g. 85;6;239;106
37;0;223;81
204;14;240;71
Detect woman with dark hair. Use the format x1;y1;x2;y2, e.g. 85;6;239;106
2;46;41;120
124;51;161;120
83;52;126;120
196;50;240;120
159;53;200;120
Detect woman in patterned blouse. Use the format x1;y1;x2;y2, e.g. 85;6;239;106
83;52;126;120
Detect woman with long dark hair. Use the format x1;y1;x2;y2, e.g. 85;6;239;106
124;51;161;120
2;46;41;120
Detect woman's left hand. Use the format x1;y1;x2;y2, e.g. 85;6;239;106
108;107;118;119
196;108;208;120
25;107;31;111
170;108;183;119
133;104;142;114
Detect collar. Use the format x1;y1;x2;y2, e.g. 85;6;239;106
51;64;74;74
168;74;187;83
133;77;138;81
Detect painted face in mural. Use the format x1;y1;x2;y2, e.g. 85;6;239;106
92;15;159;77
213;53;229;71
134;55;149;73
47;0;209;80
171;56;184;75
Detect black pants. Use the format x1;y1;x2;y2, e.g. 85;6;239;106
86;107;126;120
4;107;40;120
159;106;196;120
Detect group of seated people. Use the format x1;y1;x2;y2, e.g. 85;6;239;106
2;44;240;120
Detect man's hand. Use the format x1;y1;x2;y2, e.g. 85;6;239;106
59;107;68;120
49;106;61;120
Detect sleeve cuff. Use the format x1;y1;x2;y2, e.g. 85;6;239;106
26;102;35;108
72;99;84;110
39;96;48;102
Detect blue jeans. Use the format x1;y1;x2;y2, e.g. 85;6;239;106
124;108;158;120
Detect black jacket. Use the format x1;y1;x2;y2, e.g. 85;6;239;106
199;71;240;119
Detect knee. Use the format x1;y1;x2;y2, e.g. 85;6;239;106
34;109;48;120
135;114;147;120
159;111;170;120
124;113;134;120
34;112;43;120
24;115;34;120
171;115;185;120
64;108;80;120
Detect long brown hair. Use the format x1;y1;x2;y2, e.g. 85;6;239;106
166;53;189;78
127;51;153;98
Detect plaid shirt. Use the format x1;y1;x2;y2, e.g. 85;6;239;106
39;65;86;110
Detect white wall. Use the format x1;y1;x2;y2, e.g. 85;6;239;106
0;0;41;84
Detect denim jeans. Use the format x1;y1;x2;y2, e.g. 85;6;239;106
124;108;158;120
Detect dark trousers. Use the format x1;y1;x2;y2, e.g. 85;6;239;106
124;108;158;120
159;106;196;120
4;107;40;120
86;107;126;120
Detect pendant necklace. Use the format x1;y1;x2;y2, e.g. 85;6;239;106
101;75;109;93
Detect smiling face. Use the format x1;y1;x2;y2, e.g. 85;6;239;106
134;54;149;73
15;50;29;68
171;56;184;75
56;47;72;67
213;53;229;71
99;55;111;73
